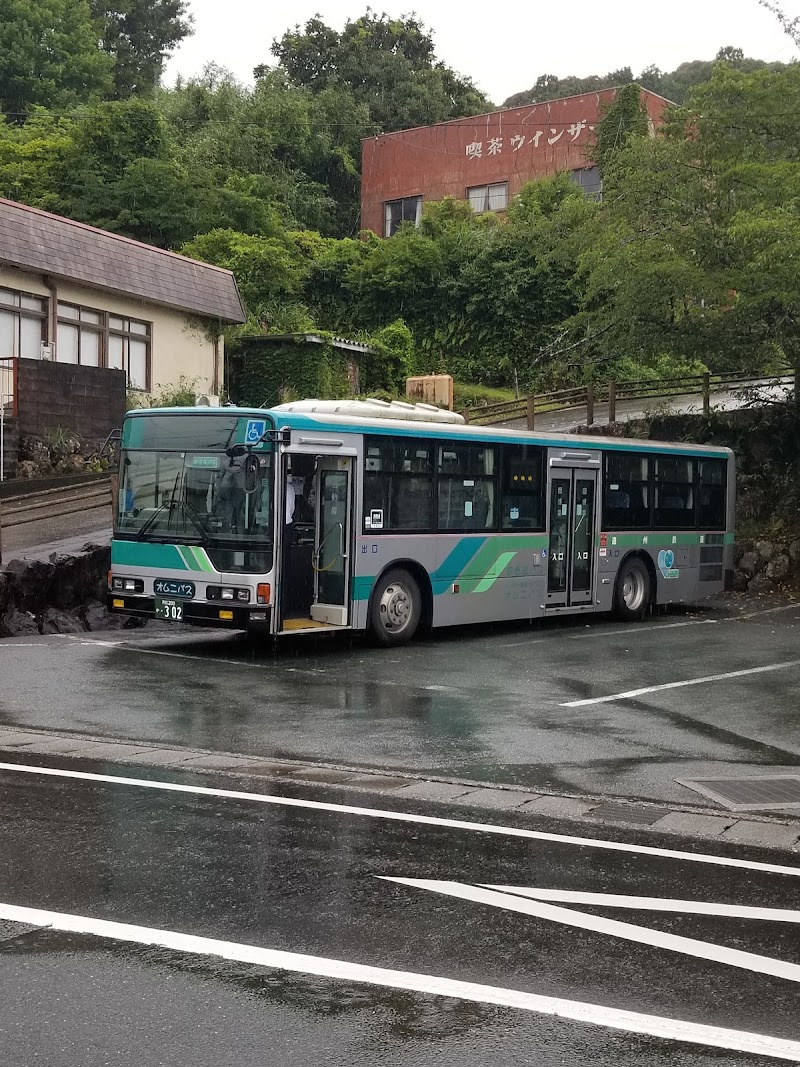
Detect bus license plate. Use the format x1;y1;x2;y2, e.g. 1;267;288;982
155;598;184;622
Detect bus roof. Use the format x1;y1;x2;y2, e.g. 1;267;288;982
126;405;732;459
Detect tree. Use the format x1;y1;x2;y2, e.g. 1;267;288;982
575;62;800;385
0;0;113;117
90;0;193;98
268;12;492;133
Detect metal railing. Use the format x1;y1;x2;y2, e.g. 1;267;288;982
462;369;795;428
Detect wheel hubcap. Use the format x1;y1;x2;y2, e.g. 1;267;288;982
622;569;645;611
379;583;411;632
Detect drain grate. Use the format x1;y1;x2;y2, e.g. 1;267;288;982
676;775;800;811
589;803;669;826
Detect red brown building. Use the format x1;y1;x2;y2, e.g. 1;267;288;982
361;88;671;235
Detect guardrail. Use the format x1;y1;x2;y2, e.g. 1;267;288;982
461;370;795;427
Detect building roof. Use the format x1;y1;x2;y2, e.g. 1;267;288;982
361;86;675;141
0;198;246;323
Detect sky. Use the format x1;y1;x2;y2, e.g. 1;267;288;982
165;0;798;104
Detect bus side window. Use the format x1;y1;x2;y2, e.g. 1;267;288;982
603;453;650;529
697;458;726;529
653;457;696;529
437;444;497;531
500;444;544;529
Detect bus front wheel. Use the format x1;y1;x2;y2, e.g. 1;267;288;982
369;568;421;647
614;557;651;621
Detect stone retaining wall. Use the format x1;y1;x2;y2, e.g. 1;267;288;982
732;539;800;594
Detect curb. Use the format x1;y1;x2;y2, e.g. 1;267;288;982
1;727;799;854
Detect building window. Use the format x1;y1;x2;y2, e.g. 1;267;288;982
571;166;602;199
56;302;104;367
467;182;508;213
384;196;422;237
108;315;151;391
0;287;46;359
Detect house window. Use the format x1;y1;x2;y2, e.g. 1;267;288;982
56;302;104;367
571;166;602;199
108;315;151;391
384;196;422;236
0;287;46;359
467;182;508;213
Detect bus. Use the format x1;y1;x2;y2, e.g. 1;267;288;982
108;400;735;646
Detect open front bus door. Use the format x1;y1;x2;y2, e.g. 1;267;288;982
311;456;353;626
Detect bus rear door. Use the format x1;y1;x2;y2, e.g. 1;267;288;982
546;448;600;608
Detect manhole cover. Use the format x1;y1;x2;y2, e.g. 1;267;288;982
676;775;800;811
589;803;669;826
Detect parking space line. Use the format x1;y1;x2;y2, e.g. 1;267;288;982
561;658;800;708
0;900;799;1060
1;761;799;877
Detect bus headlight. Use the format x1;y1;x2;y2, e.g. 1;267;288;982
206;585;250;603
112;577;144;593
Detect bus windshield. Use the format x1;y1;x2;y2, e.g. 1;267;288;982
117;448;273;545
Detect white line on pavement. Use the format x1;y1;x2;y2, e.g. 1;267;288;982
0;900;799;1061
482;886;800;923
500;603;799;648
1;761;799;878
560;658;800;708
386;879;800;984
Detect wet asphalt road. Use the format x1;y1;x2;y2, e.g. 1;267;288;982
0;758;799;1066
0;597;799;805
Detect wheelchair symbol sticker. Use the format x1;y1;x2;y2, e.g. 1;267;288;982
245;419;266;445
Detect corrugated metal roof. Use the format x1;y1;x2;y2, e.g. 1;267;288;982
0;198;246;323
239;333;374;353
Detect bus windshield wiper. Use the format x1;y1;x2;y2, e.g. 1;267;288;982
136;471;182;541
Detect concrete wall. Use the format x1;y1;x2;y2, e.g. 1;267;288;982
0;266;223;399
360;89;671;234
16;359;126;439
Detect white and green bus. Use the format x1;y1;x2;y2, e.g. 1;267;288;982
108;400;735;646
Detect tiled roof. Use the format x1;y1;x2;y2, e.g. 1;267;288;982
0;198;246;323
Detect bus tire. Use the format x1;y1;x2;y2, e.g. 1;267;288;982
369;568;421;647
613;556;651;621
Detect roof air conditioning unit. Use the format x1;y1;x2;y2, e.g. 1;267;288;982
40;342;55;361
195;393;220;407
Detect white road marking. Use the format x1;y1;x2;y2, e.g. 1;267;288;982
500;603;798;648
482;886;800;923
2;761;800;878
1;901;799;1061
561;658;800;707
385;879;800;984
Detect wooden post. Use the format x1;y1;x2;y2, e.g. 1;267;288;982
461;408;470;424
608;381;616;424
702;372;710;417
526;395;535;430
586;384;594;426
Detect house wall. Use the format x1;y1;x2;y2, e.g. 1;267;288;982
0;266;222;398
360;89;671;234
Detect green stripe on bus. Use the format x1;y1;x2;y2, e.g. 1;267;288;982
472;551;518;592
112;541;191;570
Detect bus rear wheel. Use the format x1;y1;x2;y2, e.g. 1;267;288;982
614;557;651;621
369;568;421;647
